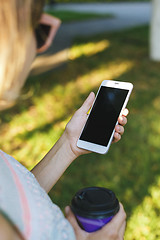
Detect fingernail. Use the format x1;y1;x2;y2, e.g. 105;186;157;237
117;126;120;131
119;116;123;121
65;206;70;215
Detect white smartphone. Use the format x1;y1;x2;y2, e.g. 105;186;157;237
77;80;133;154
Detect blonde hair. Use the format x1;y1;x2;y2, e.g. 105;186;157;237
0;0;44;110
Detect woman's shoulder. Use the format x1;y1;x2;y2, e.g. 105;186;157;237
0;150;75;240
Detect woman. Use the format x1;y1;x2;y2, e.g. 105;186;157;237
0;0;127;239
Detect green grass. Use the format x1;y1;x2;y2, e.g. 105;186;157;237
1;25;160;239
46;9;113;22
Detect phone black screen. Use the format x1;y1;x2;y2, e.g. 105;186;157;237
80;86;129;146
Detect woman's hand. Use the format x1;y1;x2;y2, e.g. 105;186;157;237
37;13;61;53
112;108;129;143
65;204;126;240
65;92;129;158
32;93;129;192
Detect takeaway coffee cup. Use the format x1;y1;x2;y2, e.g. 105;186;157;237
71;186;120;233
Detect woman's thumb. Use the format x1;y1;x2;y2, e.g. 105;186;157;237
79;92;95;114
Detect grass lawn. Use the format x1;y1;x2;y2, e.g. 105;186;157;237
0;25;160;239
46;9;113;22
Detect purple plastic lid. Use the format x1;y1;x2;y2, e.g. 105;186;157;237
71;187;119;219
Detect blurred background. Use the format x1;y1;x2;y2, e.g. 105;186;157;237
1;0;160;239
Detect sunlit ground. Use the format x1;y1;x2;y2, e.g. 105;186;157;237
1;25;160;239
